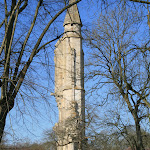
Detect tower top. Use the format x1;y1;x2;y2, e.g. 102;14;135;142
63;0;82;26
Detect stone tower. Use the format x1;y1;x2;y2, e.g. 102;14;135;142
53;0;85;149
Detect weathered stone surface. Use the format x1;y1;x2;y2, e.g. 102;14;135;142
53;1;85;149
63;0;82;27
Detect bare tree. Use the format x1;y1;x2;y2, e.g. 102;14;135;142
85;2;150;150
0;0;82;143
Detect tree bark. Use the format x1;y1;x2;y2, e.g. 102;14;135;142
0;103;8;143
122;95;145;150
133;111;145;150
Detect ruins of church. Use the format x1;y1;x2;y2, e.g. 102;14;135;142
53;0;85;149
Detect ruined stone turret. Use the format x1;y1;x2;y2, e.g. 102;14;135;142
53;0;85;149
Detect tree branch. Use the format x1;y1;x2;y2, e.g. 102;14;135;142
0;19;5;28
0;0;21;56
130;0;150;4
4;6;19;77
18;0;28;14
12;0;82;99
12;0;41;83
37;33;63;52
130;87;150;108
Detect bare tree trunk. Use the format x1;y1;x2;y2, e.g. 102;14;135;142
133;111;145;150
0;104;8;143
0;0;16;143
0;95;14;143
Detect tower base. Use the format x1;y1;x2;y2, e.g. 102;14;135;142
57;142;79;150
